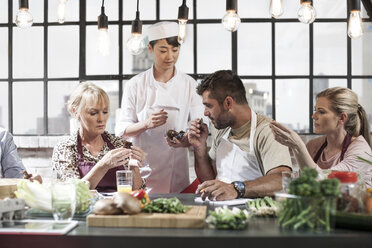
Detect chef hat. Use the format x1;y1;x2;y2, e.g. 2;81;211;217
147;21;179;42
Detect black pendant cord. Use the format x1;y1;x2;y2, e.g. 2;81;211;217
137;0;139;12
102;0;104;8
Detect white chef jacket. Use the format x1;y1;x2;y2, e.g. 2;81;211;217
115;66;204;193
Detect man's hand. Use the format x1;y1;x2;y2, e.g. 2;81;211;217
165;133;190;148
146;109;168;129
187;118;209;150
196;179;238;201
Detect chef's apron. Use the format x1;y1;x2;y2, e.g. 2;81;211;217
134;82;189;193
313;133;352;163
216;111;263;183
77;133;119;192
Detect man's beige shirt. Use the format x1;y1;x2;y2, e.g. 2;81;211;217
209;114;292;176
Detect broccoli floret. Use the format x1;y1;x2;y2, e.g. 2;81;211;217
319;178;340;197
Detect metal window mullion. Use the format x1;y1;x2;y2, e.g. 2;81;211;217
8;0;13;133
193;0;197;77
271;20;276;120
44;0;48;135
79;0;86;82
232;31;237;73
156;0;160;21
347;2;352;89
309;23;314;133
119;0;123;107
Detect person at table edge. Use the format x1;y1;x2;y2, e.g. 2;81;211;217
188;70;293;200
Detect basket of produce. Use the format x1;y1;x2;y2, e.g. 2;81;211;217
275;168;339;231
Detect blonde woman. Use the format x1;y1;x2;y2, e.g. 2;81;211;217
52;82;145;192
270;87;372;187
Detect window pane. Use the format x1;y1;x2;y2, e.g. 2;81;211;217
48;0;79;22
314;23;347;76
0;0;7;23
0;82;8;129
198;0;225;19
123;0;156;21
86;25;119;75
352;79;372;130
123;24;153;74
276;79;309;132
13;27;43;78
352;23;372;75
48;81;79;135
48;26;79;78
361;3;369;18
0;28;7;78
160;0;194;20
314;0;346;18
240;0;270;18
238;23;271;75
87;0;118;21
13;0;43;23
313;78;347;112
277;0;299;19
197;24;231;73
90;81;119;134
13;82;44;135
243;80;272;118
276;23;309;75
176;24;194;74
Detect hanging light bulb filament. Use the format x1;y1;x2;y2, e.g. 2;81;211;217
16;0;33;28
97;0;110;56
297;0;316;24
222;0;240;32
348;0;363;39
126;0;146;55
177;0;189;44
270;0;283;19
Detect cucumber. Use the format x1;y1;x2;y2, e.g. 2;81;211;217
335;211;372;230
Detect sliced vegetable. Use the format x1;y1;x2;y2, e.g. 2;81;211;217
246;196;279;216
131;190;150;209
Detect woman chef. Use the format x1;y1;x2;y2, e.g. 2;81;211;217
115;22;204;193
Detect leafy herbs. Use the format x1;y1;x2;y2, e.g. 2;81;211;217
142;197;190;213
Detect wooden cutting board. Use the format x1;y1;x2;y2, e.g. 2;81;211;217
87;205;207;229
0;179;21;199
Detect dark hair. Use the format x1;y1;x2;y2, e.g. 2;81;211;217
149;36;180;48
197;70;248;105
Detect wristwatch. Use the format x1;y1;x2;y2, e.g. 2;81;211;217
231;181;246;198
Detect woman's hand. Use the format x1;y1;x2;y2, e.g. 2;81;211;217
145;109;168;129
165;132;190;148
130;145;146;166
99;148;132;170
269;120;303;150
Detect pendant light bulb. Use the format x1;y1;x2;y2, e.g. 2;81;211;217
177;0;189;44
297;0;316;24
348;0;363;39
127;33;146;55
16;0;33;28
270;0;283;18
57;0;68;24
178;20;187;44
222;0;240;32
98;29;110;56
126;9;146;55
97;4;110;56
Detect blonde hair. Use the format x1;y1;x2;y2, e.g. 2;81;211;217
67;82;110;118
317;87;371;147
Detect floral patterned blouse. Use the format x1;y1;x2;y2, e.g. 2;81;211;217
52;130;124;181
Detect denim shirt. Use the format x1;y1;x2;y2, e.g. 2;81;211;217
0;128;25;178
